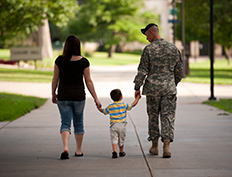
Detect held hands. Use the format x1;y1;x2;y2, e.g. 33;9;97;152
95;99;103;113
132;90;141;107
137;94;142;99
95;98;102;108
97;106;103;113
134;90;141;99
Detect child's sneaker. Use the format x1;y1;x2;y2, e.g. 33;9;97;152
119;151;126;157
112;151;117;158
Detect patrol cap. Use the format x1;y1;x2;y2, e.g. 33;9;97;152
141;23;158;35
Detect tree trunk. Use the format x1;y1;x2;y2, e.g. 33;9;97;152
185;55;190;76
108;44;116;58
225;48;231;66
116;42;124;53
33;18;54;59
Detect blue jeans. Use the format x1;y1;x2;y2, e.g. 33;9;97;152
57;100;85;135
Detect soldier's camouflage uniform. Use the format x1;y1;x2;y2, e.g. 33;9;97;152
133;38;183;142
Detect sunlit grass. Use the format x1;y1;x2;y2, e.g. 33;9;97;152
183;59;232;85
0;92;47;122
87;52;140;66
0;49;140;68
0;49;10;60
0;49;231;85
0;51;140;82
0;68;53;82
203;99;232;114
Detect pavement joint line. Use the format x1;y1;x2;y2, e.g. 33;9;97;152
128;112;154;177
0;121;11;130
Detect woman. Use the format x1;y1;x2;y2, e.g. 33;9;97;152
51;35;101;159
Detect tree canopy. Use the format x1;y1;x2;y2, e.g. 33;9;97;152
0;0;78;47
176;0;232;64
176;0;232;47
65;0;159;56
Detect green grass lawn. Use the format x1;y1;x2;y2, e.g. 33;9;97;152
183;59;232;85
32;51;141;68
0;50;141;122
0;49;231;122
87;52;140;65
0;92;47;122
184;59;232;114
0;49;10;60
0;49;140;68
0;50;141;82
0;68;53;82
1;49;231;84
203;99;232;114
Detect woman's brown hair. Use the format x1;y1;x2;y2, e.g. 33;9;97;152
62;35;81;61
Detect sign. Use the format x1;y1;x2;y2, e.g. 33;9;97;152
10;47;42;61
169;8;178;15
168;19;179;23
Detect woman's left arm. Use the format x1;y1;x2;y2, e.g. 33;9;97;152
51;64;59;104
84;67;102;108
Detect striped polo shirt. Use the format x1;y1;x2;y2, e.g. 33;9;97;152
102;101;133;127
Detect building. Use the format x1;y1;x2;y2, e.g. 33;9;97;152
144;0;173;42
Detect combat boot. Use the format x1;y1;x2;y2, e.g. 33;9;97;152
149;138;159;155
163;139;171;158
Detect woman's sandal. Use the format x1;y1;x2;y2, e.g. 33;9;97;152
60;151;69;159
75;152;84;157
119;151;126;157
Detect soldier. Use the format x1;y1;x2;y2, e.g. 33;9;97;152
133;23;183;158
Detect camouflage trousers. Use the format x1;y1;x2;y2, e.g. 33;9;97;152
146;95;177;142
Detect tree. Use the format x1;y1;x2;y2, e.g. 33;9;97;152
214;0;232;65
176;1;209;43
0;0;43;46
67;0;158;57
0;0;77;58
176;0;232;65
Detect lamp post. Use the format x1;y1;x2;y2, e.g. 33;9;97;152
209;0;216;100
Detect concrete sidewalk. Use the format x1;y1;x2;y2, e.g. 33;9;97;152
0;65;232;177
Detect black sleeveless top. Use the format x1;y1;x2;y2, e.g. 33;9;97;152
55;55;90;101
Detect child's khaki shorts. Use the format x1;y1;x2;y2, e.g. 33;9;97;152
110;123;126;146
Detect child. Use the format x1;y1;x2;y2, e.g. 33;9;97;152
97;89;141;158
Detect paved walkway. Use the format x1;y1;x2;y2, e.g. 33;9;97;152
0;65;232;177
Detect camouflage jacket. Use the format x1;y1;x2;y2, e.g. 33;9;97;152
133;38;183;96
